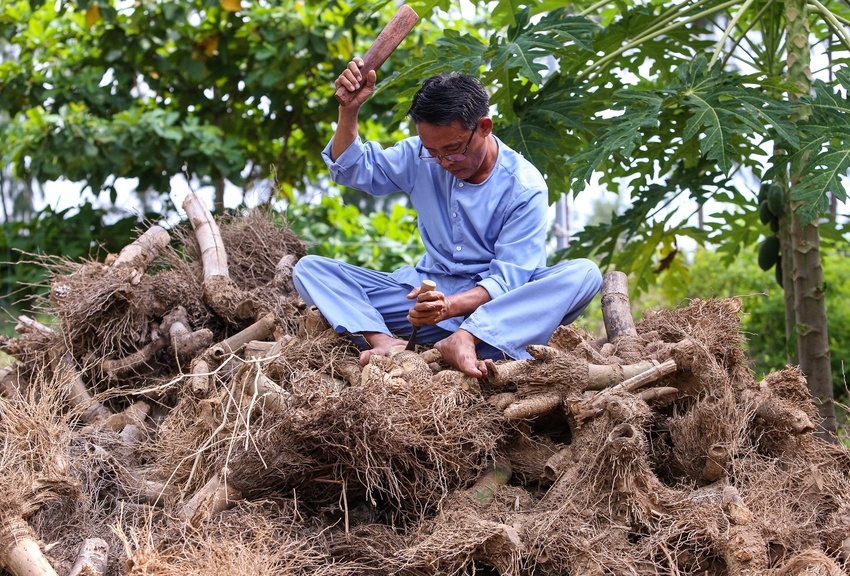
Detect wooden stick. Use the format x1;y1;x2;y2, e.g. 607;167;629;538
67;538;108;576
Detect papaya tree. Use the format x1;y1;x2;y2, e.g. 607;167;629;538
397;0;849;437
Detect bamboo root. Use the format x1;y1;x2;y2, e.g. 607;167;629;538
503;392;562;420
702;444;729;482
722;485;753;526
210;312;276;360
162;306;213;361
14;316;56;337
118;401;151;444
0;366;20;399
468;457;512;507
179;473;242;526
67;537;108;576
108;225;170;284
274;253;298;294
245;371;291;414
0;516;58;576
100;336;167;378
61;355;112;424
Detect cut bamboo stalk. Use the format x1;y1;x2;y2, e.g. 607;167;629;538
183;193;229;278
109;225;170;284
183;192;256;324
702;444;729;482
100;336;167;378
635;386;678;403
0;516;58;576
179;473;242;526
67;537;108;576
210;313;276;360
14;316;56;337
61;354;112;425
189;358;211;397
600;271;637;341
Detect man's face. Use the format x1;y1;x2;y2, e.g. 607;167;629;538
417;119;492;183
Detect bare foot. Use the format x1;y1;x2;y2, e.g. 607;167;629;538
434;329;487;378
360;332;408;368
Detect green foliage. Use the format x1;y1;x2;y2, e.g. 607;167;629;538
285;194;422;273
0;0;431;203
767;69;850;226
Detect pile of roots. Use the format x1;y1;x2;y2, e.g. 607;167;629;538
1;195;849;576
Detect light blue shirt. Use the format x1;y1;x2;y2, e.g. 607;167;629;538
321;134;549;301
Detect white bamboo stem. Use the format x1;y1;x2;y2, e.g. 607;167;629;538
0;516;58;576
67;538;108;576
182;193;229;279
109;225;170;284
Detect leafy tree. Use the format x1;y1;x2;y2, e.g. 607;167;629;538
396;0;849;437
0;0;426;213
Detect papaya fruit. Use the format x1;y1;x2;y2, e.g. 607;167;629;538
758;235;780;271
759;201;773;225
775;255;783;287
770;216;779;234
758;182;770;204
767;184;784;216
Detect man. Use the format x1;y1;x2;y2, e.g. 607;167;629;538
293;59;602;378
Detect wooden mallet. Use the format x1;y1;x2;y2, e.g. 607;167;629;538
335;4;420;106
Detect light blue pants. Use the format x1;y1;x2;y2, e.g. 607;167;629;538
292;256;602;360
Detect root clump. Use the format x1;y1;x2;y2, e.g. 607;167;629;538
1;206;848;576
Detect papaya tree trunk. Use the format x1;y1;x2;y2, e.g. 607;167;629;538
785;0;836;439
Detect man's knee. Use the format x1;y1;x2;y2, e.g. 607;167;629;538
551;258;602;294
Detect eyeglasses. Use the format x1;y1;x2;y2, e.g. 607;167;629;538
418;125;478;163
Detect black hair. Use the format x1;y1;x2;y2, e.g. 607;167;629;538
407;73;490;130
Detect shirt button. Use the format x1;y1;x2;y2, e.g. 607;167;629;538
452;212;457;218
458;182;464;188
456;246;462;251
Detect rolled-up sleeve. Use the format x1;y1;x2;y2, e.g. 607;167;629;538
322;136;417;196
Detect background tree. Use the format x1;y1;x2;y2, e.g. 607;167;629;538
0;0;427;213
